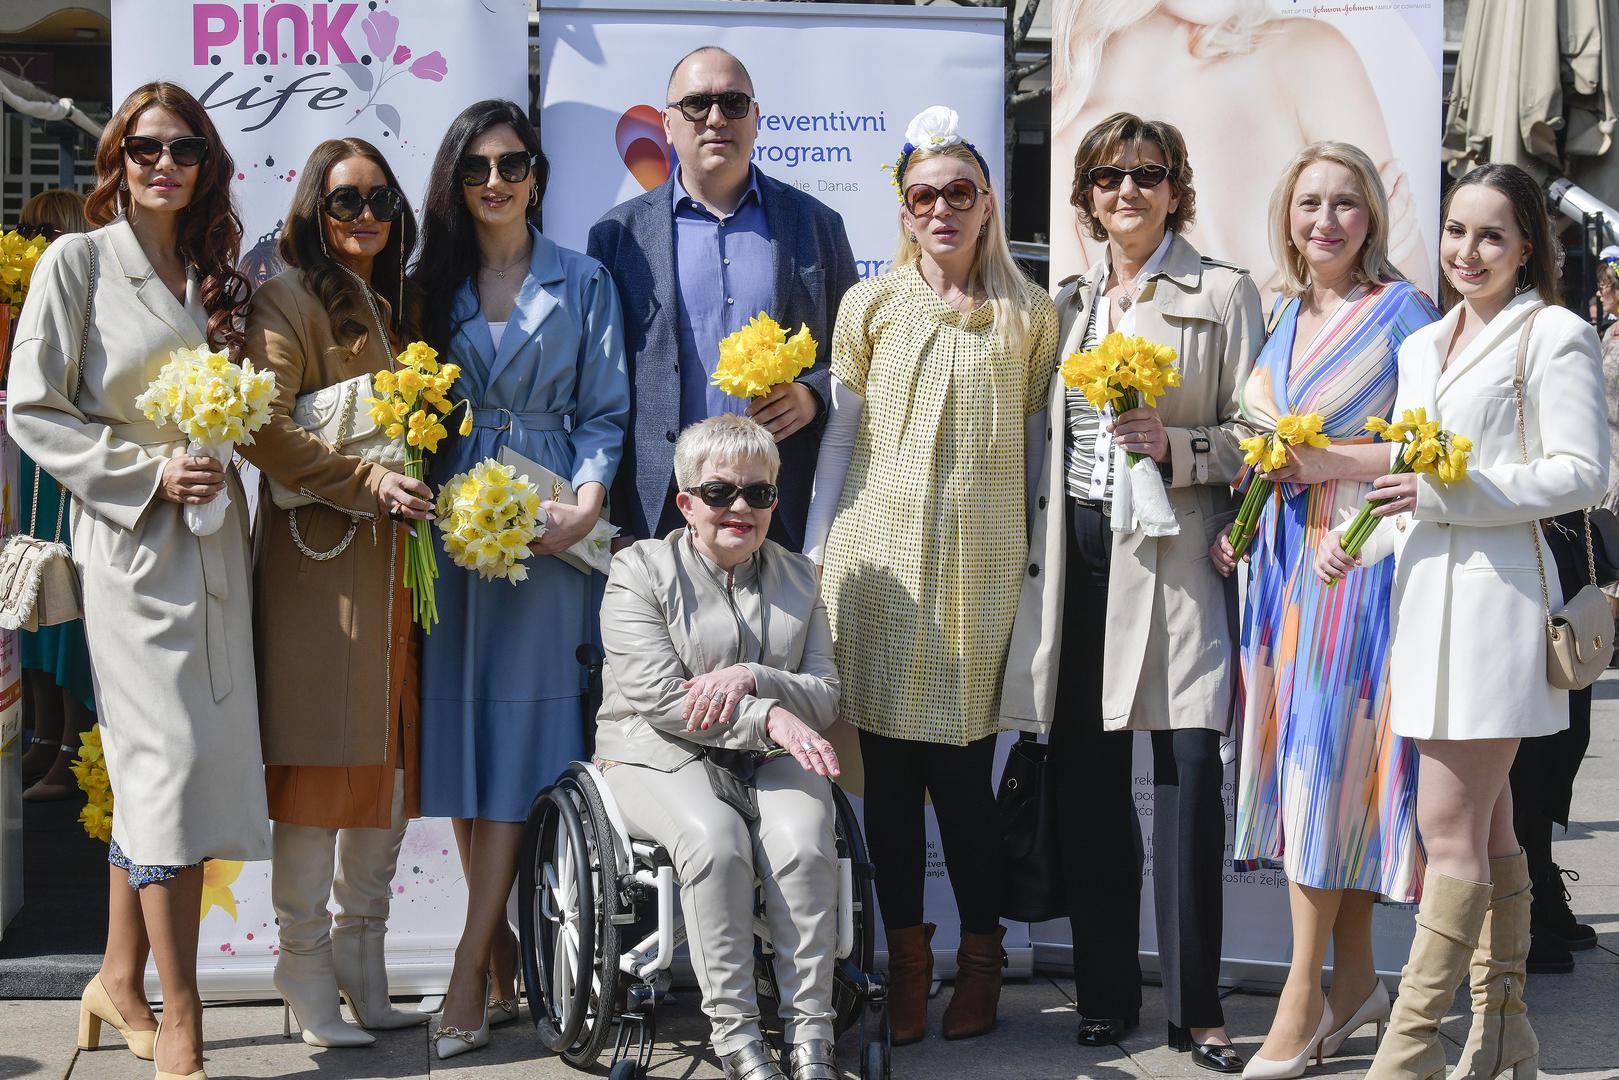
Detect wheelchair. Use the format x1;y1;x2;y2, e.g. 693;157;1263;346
517;760;892;1080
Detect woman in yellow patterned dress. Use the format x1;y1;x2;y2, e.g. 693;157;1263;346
804;106;1057;1047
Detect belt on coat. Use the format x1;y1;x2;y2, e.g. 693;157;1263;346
108;420;236;703
468;408;568;432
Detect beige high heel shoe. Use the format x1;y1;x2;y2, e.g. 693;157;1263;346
78;973;157;1061
152;1019;206;1080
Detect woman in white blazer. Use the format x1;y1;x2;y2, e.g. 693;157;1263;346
1318;163;1608;1080
7;83;268;1080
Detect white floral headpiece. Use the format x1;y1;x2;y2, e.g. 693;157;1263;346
885;105;991;201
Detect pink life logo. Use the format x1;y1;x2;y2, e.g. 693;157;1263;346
192;3;446;139
616;105;672;191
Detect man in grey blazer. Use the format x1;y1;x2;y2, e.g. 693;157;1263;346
587;46;858;553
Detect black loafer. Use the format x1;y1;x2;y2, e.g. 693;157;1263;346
1076;1014;1137;1047
1168;1025;1244;1074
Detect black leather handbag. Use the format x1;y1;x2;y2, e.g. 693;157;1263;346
997;735;1065;923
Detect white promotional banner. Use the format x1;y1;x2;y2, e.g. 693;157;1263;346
539;0;1018;975
1048;0;1444;304
107;0;530;995
112;0;530;287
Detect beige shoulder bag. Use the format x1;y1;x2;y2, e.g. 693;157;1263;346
0;237;96;632
1514;307;1614;689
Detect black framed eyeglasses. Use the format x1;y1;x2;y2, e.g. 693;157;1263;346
322;185;406;223
667;92;754;123
122;135;210;168
686;480;778;510
458;150;536;187
1085;163;1171;191
15;222;61;242
904;178;987;217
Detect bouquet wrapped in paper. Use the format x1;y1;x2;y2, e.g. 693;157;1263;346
363;341;473;630
134;345;276;536
711;312;817;399
1228;413;1331;558
436;458;544;584
1060;332;1183;535
1338;407;1472;562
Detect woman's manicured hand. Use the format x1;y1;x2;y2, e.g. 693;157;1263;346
159;454;226;505
767;706;840;777
682;664;757;731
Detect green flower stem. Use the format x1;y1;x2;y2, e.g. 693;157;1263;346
404;452;440;632
1339;455;1415;559
1228;475;1273;559
1118;389;1145;467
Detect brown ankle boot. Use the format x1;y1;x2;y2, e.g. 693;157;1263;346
885;923;934;1045
942;925;1007;1040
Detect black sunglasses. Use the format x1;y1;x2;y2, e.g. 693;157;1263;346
322;185;406;223
458;150;536;187
1085;163;1171;191
667;92;754;123
122;135;210;168
686;480;779;510
904;178;987;217
15;222;61;242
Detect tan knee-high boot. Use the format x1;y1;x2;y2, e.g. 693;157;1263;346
1365;871;1492;1080
331;773;427;1029
1452;852;1538;1080
272;823;375;1048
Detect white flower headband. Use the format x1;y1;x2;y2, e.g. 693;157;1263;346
885;105;992;201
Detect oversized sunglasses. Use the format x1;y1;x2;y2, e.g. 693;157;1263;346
686;480;779;510
15;222;61;242
122;135;210;168
904;178;987;217
667;92;754;123
458;150;536;187
1086;163;1171;191
322;184;406;223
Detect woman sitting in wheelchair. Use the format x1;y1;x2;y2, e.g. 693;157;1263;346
595;414;844;1080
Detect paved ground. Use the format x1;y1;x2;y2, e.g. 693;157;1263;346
3;681;1616;1080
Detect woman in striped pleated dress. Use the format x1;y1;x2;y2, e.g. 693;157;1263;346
1212;142;1437;1080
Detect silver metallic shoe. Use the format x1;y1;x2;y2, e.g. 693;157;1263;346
721;1039;788;1080
785;1038;838;1080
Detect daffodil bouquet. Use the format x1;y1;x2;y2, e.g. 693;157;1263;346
1339;407;1472;561
71;726;112;844
363;341;473;630
135;345;276;536
711;312;818;399
436;458;544;584
0;228;50;308
1060;332;1182;465
1228;413;1331;558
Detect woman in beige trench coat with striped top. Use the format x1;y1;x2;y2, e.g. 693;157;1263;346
6;82;269;1080
998;113;1262;1069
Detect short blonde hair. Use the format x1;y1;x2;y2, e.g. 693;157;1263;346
673;414;780;490
1268;141;1404;297
20;189;88;235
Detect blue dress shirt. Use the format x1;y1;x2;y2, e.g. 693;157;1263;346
672;166;774;427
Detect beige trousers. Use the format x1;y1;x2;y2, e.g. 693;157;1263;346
273;771;408;953
604;756;839;1054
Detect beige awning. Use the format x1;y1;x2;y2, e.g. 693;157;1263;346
1445;0;1618;197
0;1;110;38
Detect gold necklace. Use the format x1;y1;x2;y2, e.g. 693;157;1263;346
480;249;528;280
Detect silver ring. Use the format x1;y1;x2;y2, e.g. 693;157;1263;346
710;691;725;703
800;740;815;751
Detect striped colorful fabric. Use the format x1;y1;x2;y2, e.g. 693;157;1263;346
1232;280;1437;901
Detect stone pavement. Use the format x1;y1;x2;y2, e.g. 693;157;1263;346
3;682;1616;1080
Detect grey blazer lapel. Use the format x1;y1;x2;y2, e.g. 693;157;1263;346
762;175;797;313
644;178;679;363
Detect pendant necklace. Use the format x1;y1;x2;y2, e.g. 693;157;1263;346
481;250;528;280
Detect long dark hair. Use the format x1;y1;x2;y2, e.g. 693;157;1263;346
85;81;249;352
1438;163;1562;311
411;99;549;349
276;138;418;353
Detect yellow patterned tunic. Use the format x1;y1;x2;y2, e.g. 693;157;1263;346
821;265;1058;745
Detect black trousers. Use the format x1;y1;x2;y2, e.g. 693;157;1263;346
1051;500;1227;1029
859;728;1002;935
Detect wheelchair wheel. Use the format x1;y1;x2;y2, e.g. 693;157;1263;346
519;766;623;1067
863;1039;891;1080
830;782;877;1035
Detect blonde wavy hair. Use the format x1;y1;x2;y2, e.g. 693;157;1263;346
1052;0;1277;132
893;144;1036;356
1268;141;1405;298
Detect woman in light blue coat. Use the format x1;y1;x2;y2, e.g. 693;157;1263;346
411;99;629;1059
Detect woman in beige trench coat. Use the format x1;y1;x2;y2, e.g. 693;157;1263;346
238;138;432;1048
6;82;269;1080
999;113;1262;1068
